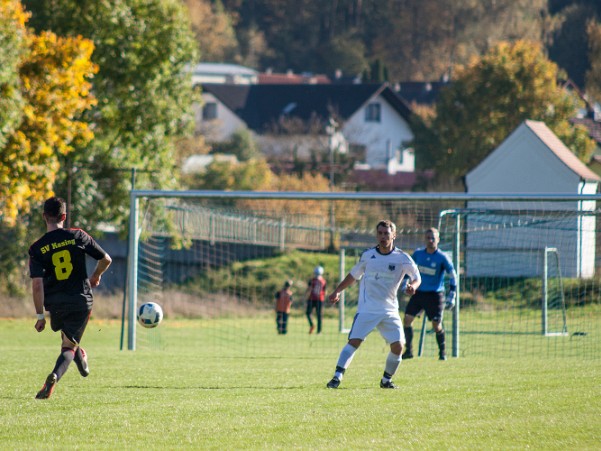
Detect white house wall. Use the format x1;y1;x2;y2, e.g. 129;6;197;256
577;181;597;278
197;93;247;142
465;123;597;278
343;94;414;171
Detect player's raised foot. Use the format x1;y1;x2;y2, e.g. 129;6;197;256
35;373;57;399
401;351;413;360
309;325;315;334
439;351;447;361
75;347;90;377
380;380;398;389
326;377;340;389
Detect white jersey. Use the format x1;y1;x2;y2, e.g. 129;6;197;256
350;246;420;314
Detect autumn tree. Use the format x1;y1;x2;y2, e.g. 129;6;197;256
586;20;601;103
186;158;273;191
414;40;596;184
0;0;27;151
0;8;97;225
24;0;199;233
0;1;97;292
185;0;239;62
548;1;601;89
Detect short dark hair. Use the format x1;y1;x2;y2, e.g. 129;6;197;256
376;219;396;234
43;197;66;220
426;227;439;236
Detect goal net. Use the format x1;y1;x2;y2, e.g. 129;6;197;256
125;191;601;360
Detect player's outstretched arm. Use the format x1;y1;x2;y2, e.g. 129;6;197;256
328;274;356;304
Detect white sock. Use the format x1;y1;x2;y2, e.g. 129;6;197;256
335;343;357;379
383;352;402;380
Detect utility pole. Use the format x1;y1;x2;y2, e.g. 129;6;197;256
326;117;338;252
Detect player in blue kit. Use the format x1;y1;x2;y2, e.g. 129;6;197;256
402;227;457;360
326;220;421;389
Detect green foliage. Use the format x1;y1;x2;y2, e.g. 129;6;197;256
548;1;601;88
586;20;601;103
210;129;261;162
0;0;27;150
363;59;388;83
178;249;338;305
185;158;273;191
314;34;368;76
1;20;97;226
415;40;596;181
221;0;550;80
23;0;199;235
185;0;239;62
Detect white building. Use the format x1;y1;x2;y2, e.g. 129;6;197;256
196;83;415;175
465;120;600;278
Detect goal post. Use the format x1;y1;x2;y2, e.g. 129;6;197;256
542;247;568;336
124;190;601;360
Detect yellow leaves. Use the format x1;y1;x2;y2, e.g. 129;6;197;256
1;0;30;29
1;11;98;224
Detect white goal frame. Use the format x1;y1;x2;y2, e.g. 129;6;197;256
126;190;600;351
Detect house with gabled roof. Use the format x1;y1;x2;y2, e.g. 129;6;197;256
465;120;600;278
196;83;415;175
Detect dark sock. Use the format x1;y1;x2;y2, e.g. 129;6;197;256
52;347;75;381
74;347;84;365
404;327;413;354
436;330;446;353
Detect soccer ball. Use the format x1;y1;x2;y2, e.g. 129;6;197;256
137;302;163;328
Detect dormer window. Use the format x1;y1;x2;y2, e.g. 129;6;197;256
202;102;217;120
365;103;381;122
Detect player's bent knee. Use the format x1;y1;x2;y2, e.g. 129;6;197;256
390;341;403;355
348;338;363;348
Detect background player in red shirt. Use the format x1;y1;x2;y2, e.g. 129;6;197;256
275;280;294;334
29;197;112;399
304;265;326;334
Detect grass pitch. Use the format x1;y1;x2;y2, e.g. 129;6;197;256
1;318;599;450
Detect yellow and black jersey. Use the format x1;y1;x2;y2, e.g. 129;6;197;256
28;228;107;310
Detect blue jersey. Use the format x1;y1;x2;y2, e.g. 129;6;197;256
411;248;456;293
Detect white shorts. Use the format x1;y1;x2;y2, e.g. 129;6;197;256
348;311;405;345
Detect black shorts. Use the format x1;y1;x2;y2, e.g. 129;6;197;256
49;308;91;345
405;291;444;323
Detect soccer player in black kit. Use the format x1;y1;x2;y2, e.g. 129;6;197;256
29;197;112;399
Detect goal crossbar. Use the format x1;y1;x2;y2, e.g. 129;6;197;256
126;190;601;351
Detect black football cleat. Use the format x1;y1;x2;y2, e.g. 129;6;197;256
380;380;399;389
401;351;413;360
35;373;58;399
439;351;447;361
75;347;90;377
326;377;341;389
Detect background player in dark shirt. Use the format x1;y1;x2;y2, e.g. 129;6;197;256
29;197;112;399
304;265;326;334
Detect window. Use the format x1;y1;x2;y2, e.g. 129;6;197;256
365;103;381;122
202;102;217;120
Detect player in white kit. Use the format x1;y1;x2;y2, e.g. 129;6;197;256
326;220;421;389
